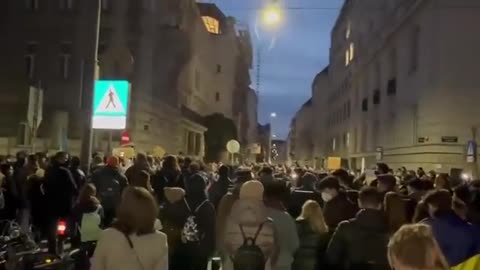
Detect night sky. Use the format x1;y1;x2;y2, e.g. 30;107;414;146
213;0;344;139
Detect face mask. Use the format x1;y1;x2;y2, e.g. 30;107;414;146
321;192;334;202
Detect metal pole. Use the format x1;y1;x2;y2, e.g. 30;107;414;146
80;0;101;173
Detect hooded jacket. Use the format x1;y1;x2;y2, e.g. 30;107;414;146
222;199;277;270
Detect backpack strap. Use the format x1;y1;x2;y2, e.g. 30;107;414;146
184;198;192;212
252;222;266;244
194;200;208;213
238;221;266;245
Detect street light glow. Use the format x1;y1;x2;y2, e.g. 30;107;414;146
261;4;283;28
270;112;277;118
272;134;277;138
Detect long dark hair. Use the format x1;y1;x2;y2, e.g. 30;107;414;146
162;155;180;173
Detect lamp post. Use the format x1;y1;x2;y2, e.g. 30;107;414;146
261;0;283;29
79;0;101;172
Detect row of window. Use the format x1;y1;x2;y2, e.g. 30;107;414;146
25;41;72;79
361;78;397;112
327;100;351;128
330;132;351;152
25;0;111;11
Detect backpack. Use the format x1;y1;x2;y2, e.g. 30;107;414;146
181;199;208;244
95;175;121;210
80;206;102;242
231;222;267;270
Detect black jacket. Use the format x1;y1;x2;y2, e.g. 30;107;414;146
44;164;78;218
152;169;181;203
288;188;323;218
293;219;330;270
324;192;358;231
327;209;390;270
90;166;128;210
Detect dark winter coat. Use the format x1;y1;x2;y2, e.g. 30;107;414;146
323;192;358;231
288;189;323;218
208;176;231;209
70;167;86;190
292;219;330;270
90;165;128;211
152;169;181;203
44;164;78;218
26;171;47;229
424;211;480;267
326;209;390;270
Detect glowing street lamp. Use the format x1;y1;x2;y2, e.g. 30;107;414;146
270;112;277;118
261;2;283;29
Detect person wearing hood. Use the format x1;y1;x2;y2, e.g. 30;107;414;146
152;155;182;204
216;168;254;251
162;174;215;270
315;176;358;231
208;165;231;209
264;181;299;270
44;151;78;254
223;180;277;270
288;172;322;218
327;187;390;270
125;153;154;184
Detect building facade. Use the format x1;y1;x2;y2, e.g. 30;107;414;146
0;0;255;158
310;0;480;173
288;99;315;166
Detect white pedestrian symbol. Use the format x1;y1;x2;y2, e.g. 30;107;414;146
96;85;126;114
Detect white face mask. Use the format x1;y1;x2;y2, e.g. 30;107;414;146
321;192;334;202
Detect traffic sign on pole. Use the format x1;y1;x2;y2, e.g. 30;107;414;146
466;140;477;163
92;80;129;129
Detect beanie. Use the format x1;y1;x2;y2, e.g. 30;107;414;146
239;180;264;201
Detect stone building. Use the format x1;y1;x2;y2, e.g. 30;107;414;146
288;98;315;166
0;0;255;158
310;0;480;173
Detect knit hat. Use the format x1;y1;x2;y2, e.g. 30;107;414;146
106;156;119;167
239;180;264;201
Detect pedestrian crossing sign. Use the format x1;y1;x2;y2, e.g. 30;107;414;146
92;80;129;130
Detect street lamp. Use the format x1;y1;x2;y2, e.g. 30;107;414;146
261;1;283;29
270;112;277;118
272;134;277;138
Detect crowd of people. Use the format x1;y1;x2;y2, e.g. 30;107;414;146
0;150;480;270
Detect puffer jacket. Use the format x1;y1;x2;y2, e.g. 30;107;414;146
223;199;277;270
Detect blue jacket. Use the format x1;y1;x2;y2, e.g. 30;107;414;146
425;211;480;267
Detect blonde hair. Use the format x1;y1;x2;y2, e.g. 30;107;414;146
388;224;449;270
297;200;328;233
114;187;158;235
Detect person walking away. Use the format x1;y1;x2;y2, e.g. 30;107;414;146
453;184;480;226
208;165;231;209
166;174;215;270
264;181;299;270
152;155;182;203
387;224;450;270
26;155;48;241
43;151;78;254
422;189;480;267
384;192;410;233
130;170;154;192
91;156;128;227
288;172;322;218
216;168;254;253
72;184;103;269
90;187;168;270
70;156;86;190
327;187;390;270
223;180;277;270
315;176;358;231
293;200;330;270
125;153;153;184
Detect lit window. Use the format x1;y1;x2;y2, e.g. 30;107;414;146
345;50;350;66
59;0;74;10
332;137;336;151
349;43;354;61
25;0;39;11
202;16;220;34
59;42;72;79
346;133;350;148
346;21;351;39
